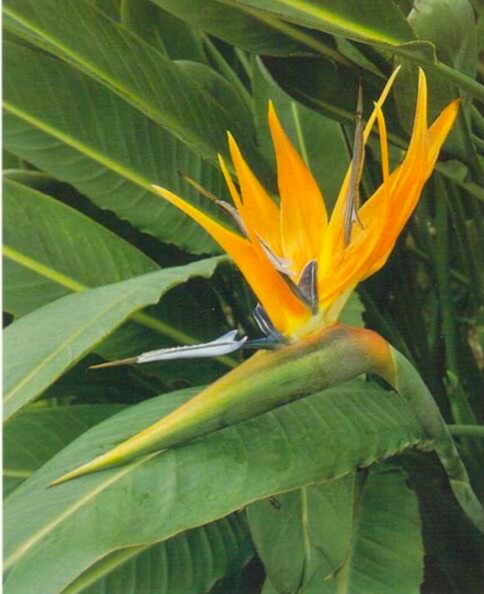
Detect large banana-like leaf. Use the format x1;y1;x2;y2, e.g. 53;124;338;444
408;0;477;76
3;178;233;388
258;464;423;594
3;41;224;254
4;380;426;594
248;474;355;592
232;0;483;99
230;0;414;45
4;406;253;594
151;0;307;55
63;514;253;594
395;0;479;165
3;0;262;164
3;178;158;316
122;0;207;61
3;257;224;421
3;2;482;591
311;464;423;594
3;405;124;496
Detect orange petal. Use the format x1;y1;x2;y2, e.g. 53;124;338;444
268;101;327;275
355;71;428;241
227;133;282;255
374;102;390;187
361;74;458;278
422;98;460;177
362;66;402;143
363;98;459;276
217;154;244;212
320;69;432;301
152;185;309;335
401;68;428;163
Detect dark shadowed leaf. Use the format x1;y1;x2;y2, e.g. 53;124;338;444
122;0;206;61
151;0;307;55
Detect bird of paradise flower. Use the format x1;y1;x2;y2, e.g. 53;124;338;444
150;67;458;350
54;67;481;523
91;68;459;370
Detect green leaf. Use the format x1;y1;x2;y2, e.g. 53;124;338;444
231;0;415;46
121;0;207;62
340;293;364;327
95;273;237;390
301;464;423;594
3;405;124;496
3;178;234;388
151;0;306;55
3;0;260;165
248;475;355;592
4;406;254;594
176;60;253;137
232;0;484;101
62;515;254;594
91;0;119;18
260;55;389;131
208;558;263;594
40;354;158;406
3;149;22;169
408;0;478;76
3;178;158;316
4;380;425;594
3;40;224;254
3;257;224;422
403;1;480;168
250;464;423;594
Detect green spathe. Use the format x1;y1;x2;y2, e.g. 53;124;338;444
51;324;484;537
389;346;484;535
52;324;390;484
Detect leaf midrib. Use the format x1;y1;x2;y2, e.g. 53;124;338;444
3;244;197;345
254;0;407;45
3;4;199;149
3;101;154;193
4;286;146;405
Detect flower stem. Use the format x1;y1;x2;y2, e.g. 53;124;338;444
448;425;484;438
389;347;484;534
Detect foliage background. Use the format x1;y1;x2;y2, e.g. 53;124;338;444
3;1;484;593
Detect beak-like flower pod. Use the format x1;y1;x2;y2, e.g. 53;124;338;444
52;324;393;485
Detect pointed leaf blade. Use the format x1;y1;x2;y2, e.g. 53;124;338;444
4;381;426;594
3;257;225;421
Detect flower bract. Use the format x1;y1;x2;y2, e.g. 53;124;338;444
153;68;458;343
